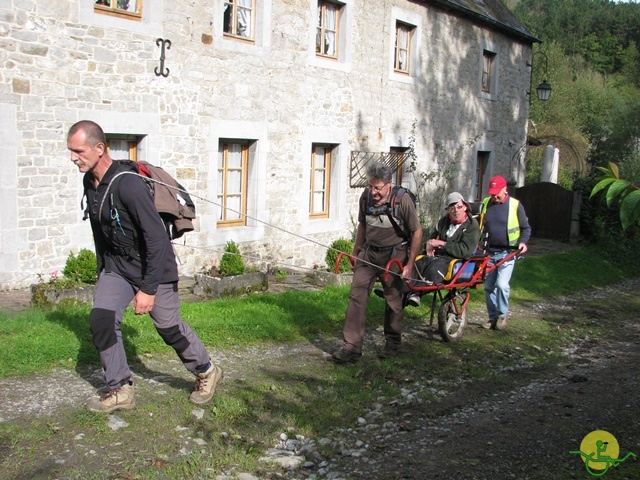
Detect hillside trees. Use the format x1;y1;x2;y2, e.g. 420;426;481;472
512;0;640;171
511;0;640;237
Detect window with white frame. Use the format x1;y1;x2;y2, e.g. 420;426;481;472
316;1;342;59
310;144;334;218
94;0;142;19
394;22;413;74
218;141;250;227
224;0;255;41
481;50;496;93
389;147;410;188
106;135;143;161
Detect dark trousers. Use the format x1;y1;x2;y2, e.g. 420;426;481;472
405;255;454;294
90;271;211;389
342;245;407;353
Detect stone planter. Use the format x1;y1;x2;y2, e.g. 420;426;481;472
309;270;353;288
193;271;268;298
31;284;96;309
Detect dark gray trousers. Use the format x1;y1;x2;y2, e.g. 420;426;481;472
90;271;210;389
342;245;407;353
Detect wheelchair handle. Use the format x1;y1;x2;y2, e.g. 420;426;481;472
334;252;355;274
384;258;404;282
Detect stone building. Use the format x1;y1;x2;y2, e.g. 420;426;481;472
0;0;537;289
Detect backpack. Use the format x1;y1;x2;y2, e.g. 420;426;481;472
362;185;417;242
84;160;196;241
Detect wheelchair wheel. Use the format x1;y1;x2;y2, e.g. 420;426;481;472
438;293;468;342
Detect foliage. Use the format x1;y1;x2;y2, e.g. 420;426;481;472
509;2;640;179
590;162;640;231
61;249;97;286
218;240;245;277
513;0;640;78
33;249;97;307
325;238;354;273
406;120;479;228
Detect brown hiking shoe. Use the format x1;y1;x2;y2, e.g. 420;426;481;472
482;320;496;330
377;342;400;359
495;315;508;331
86;383;135;413
189;364;224;405
331;348;362;364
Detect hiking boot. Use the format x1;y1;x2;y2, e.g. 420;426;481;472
406;294;421;307
482;320;496;330
189;364;224;405
332;348;362;364
495;315;508;331
378;343;400;359
373;287;385;299
86;383;135;413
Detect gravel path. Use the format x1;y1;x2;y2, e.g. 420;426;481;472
3;241;638;480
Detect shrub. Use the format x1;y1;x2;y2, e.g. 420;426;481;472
325;238;354;273
218;241;245;277
62;249;97;285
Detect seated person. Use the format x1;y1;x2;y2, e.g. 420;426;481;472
403;192;481;306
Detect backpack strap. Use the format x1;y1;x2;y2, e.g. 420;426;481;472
101;170;143;258
387;186;411;242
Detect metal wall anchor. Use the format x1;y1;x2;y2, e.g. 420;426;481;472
154;38;171;77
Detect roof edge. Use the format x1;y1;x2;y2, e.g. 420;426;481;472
420;0;541;44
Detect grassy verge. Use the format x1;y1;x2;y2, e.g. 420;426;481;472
1;243;639;479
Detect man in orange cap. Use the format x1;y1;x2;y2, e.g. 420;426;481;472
480;176;531;330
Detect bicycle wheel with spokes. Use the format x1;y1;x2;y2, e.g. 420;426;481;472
438;292;468;342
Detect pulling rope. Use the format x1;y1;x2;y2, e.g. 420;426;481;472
117;172;422;284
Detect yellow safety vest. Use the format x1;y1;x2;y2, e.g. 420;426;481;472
481;197;521;246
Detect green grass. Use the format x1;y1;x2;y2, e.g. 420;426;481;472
1;244;639;378
1;244;640;479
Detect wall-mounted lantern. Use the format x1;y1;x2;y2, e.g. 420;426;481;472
527;51;552;103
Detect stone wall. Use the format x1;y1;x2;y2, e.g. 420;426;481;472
0;0;532;289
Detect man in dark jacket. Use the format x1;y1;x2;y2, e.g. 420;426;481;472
67;120;222;413
398;192;480;306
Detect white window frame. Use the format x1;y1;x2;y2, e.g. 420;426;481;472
205;120;268;246
106;135;144;161
308;0;353;72
80;1;163;36
310;144;335;219
94;0;142;20
215;0;273;55
217;141;251;227
394;22;412;74
316;1;340;59
300;127;349;235
389;7;421;84
223;0;256;42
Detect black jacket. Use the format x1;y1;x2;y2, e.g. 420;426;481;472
83;161;179;294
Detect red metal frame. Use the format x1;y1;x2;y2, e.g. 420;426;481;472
383;250;520;294
334;250;520;327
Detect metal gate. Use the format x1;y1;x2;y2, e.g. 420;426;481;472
515;182;580;242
